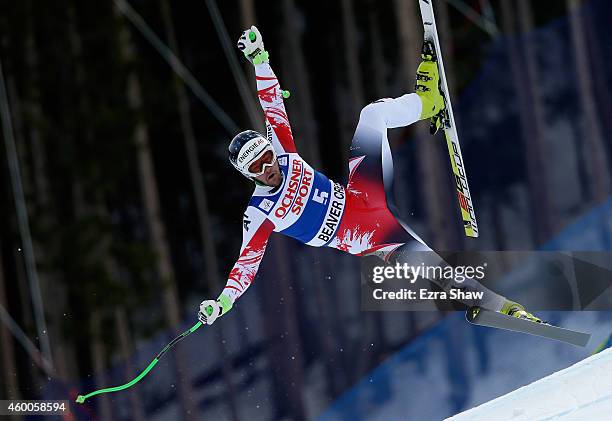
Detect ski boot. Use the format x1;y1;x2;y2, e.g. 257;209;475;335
500;300;544;324
415;41;446;134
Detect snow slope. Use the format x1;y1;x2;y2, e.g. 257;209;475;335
447;347;612;420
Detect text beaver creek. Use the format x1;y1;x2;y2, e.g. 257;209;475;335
305;181;346;247
317;182;346;243
275;160;313;218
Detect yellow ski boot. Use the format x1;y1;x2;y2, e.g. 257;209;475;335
501;300;544;324
415;41;446;133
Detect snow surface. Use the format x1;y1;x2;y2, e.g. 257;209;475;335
447;347;612;420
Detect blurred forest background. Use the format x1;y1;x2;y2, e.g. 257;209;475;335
1;0;612;420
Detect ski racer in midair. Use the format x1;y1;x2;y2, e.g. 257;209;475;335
198;26;541;326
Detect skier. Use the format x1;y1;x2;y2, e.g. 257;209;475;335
198;26;540;326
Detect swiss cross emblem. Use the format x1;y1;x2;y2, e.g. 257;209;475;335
260;199;273;211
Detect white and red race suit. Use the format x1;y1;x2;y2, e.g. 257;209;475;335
220;61;435;306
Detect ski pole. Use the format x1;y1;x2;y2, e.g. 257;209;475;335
75;320;203;403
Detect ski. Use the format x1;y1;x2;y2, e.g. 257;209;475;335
466;306;591;347
418;0;479;237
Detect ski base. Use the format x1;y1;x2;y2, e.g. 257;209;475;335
419;0;479;238
466;306;591;347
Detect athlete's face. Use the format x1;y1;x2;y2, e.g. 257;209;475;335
253;159;282;187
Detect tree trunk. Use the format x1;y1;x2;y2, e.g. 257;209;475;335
341;3;383;380
72;159;116;419
436;0;463;250
369;4;420;353
583;7;612;154
280;1;354;401
2;59;46;393
333;0;366;174
24;0;49;212
239;0;256;29
38;0;84;385
500;0;553;245
394;0;456;250
517;0;554;240
368;6;386;97
437;1;457;99
340;0;365;113
259;237;306;421
114;308;145;421
7;72;73;391
158;1;239;419
566;0;610;202
490;196;507;251
158;0;219;308
115;5;196;419
239;0;259;115
280;0;322;168
90;310;114;421
239;0;258;95
0;242;21;407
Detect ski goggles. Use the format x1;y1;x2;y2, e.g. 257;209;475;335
247;149;276;176
236;136;277;177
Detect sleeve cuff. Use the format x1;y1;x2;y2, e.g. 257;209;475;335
217;293;233;316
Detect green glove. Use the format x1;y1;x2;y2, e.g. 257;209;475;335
199;294;233;325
